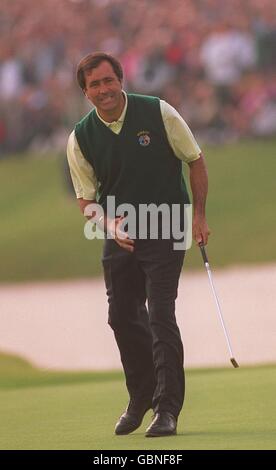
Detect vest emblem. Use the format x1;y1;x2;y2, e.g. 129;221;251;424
137;131;151;147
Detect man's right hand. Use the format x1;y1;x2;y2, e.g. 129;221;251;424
78;199;134;252
107;216;135;253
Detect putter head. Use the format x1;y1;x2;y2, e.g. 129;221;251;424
230;357;239;368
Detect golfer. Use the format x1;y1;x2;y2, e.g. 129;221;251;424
67;52;210;437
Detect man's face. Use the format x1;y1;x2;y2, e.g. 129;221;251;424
83;61;123;117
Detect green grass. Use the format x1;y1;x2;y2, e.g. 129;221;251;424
0;352;275;450
1;139;276;282
0;154;103;282
189;138;276;269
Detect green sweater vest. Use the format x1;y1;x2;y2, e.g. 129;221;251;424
75;93;190;212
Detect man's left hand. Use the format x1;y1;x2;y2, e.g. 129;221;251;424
192;213;210;245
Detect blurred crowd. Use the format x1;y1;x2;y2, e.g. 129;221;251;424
1;0;276;156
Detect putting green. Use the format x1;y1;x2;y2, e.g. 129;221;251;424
0;353;275;450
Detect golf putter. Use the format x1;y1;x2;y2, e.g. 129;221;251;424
199;242;239;369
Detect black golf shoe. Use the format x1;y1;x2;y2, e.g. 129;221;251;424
115;402;152;435
145;411;177;437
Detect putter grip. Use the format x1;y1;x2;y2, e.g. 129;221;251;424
199;243;209;264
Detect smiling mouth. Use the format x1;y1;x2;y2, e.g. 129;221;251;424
99;95;114;104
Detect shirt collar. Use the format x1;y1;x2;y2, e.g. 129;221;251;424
96;91;128;127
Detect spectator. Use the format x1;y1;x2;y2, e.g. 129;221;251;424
0;0;276;155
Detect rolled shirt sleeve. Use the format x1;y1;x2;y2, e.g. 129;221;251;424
160;100;201;163
66;130;98;200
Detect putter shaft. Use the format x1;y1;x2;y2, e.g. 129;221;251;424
199;243;239;368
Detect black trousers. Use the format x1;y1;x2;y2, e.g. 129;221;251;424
102;238;185;418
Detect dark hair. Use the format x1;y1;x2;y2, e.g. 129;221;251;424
76;52;123;90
